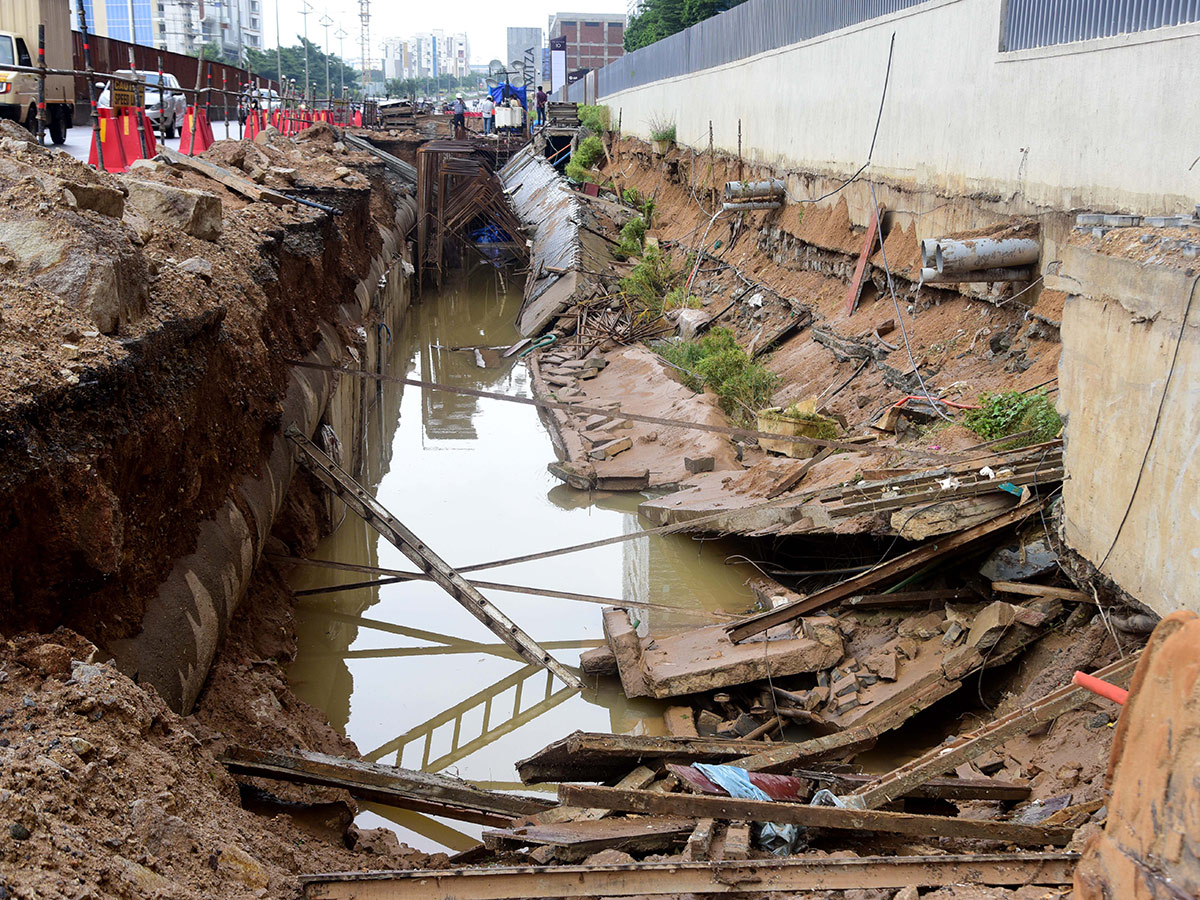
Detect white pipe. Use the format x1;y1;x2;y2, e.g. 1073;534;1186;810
724;179;786;201
920;266;1034;283
934;237;1039;274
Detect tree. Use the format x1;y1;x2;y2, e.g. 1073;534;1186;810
244;38;359;97
625;0;749;51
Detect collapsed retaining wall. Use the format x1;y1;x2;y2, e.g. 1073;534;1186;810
600;0;1200;215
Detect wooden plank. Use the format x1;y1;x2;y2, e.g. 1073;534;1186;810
220;747;550;827
533;765;658;824
845;589;976;609
725;500;1046;643
765;447;833;499
831;469;1063;517
844;203;883;315
681;818;714;861
991;581;1095;603
734;725;879;774
844;651;1142;810
558;786;1072;846
793;769;1031;802
517;732;788;784
481;817;694;861
159;145;294;205
300;853;1079;898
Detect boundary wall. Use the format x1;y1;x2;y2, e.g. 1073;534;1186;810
595;0;1200;214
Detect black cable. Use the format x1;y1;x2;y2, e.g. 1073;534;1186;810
1097;271;1199;572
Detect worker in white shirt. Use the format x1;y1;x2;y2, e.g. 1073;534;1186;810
482;94;496;135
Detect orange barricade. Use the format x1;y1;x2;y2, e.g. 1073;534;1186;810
88;108;127;172
116;108;156;163
244;109;267;141
353;109;362;127
180;106;215;155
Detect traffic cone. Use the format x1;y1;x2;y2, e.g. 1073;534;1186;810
180;106;214;155
87;108;129;173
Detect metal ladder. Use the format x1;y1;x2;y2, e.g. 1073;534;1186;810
286;425;583;690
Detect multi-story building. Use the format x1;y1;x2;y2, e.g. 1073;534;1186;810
506;26;541;75
78;0;258;58
403;30;469;79
547;12;625;74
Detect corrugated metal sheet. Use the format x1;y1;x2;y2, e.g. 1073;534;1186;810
589;0;928;98
1001;0;1200;51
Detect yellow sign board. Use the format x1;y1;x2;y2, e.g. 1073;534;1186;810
112;79;145;109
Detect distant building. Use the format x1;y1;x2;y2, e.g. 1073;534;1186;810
547;12;625;73
627;0;643;17
78;0;261;61
506;26;542;78
401;30;470;79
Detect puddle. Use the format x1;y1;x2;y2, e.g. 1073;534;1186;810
289;272;756;851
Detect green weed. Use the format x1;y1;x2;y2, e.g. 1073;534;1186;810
618;246;680;308
658;327;779;426
614;216;648;260
579;104;610;133
565;135;606;183
963;390;1061;448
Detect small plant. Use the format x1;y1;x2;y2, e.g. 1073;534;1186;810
578;104;610;133
658;327;779;426
963;390;1062;448
621;187;642;207
648;115;676;144
614;215;648;260
565;135;606;183
619;246;680;308
663;286;701;312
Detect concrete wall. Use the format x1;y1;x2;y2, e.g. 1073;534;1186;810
599;0;1200;215
1053;250;1199;617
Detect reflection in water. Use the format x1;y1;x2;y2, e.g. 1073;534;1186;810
288;272;755;851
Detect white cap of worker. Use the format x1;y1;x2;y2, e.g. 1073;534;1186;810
456;92;463;98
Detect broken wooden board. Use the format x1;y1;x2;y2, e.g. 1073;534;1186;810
891;494;1017;540
764;447;834;499
843;651;1142;810
608;615;843;699
160;146;294;206
793;769;1031;803
220;747;551;827
530;766;657;825
991;580;1095;603
726;500;1047;642
516;732;784;784
844;203;884;315
299;852;1078;898
734;725;880;774
845;588;978;609
481;817;694;861
557;786;1073;845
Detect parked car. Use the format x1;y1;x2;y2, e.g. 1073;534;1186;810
97;70;187;139
0;0;75;144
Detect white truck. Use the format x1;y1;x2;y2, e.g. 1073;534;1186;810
0;0;74;143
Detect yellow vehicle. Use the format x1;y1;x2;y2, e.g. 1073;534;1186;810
0;0;74;143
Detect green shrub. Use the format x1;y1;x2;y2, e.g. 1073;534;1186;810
618;246;679;308
963;390;1062;448
614;215;648;260
579;104;610;133
648;116;676;143
663;286;701;311
565;135;606;183
658;327;779;425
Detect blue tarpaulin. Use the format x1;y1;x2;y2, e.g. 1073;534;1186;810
694;763;802;856
490;83;527;109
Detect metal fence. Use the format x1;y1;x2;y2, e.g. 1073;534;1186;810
574;0;928;99
574;0;1200;100
1000;0;1200;51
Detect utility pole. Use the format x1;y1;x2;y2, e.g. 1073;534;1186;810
274;0;282;90
335;27;347;96
358;0;370;100
319;12;332;101
299;0;313;102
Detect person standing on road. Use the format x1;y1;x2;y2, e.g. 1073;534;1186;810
535;85;548;127
481;94;495;135
452;92;466;137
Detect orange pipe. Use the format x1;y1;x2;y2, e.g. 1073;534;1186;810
1073;670;1128;705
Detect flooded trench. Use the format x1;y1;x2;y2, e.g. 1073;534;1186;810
287;271;755;852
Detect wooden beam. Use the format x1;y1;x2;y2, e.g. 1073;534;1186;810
843;651;1141;810
991;581;1095;603
159;146;294;205
734;725;879;774
845;203;884;315
558;786;1072;846
481;817;694;862
765;447;833;499
300;853;1079;898
792;769;1031;803
220;747;550;827
725;501;1045;643
844;588;977;609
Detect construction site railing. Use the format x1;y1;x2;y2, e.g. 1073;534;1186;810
999;0;1200;51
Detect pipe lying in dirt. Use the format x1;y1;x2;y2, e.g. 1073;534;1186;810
920;237;1040;274
723;201;783;212
919;266;1034;283
724;179;786;201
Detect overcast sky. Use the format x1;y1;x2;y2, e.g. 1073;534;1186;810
271;0;629;67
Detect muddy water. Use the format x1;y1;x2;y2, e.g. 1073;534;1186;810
289;274;755;852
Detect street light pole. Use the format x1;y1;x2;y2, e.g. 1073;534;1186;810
274;0;282;91
299;0;312;103
319;13;332;101
335;27;347;96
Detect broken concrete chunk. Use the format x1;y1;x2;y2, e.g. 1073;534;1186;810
696;709;722;736
122;178;223;241
176;256;213;280
895;637;919;660
898;612;944;639
966;601;1020;650
579;645;617;676
588;436;632;461
942;621;966;646
581;414;611;431
979;531;1058;581
684;456;715;474
663;706;699;737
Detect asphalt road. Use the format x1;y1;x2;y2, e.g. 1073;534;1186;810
50;117;245;164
